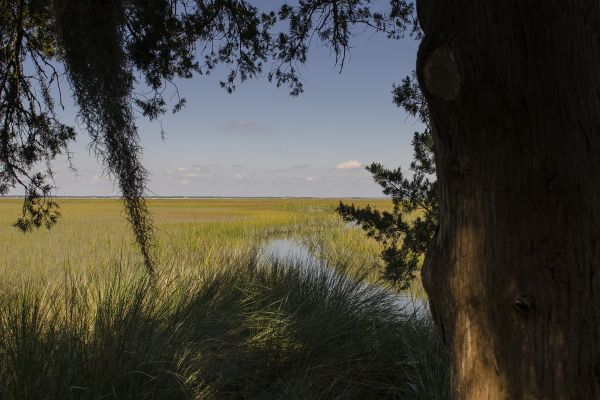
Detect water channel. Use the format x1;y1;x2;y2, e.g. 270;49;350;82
259;238;427;316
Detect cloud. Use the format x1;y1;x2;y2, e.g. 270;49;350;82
305;176;315;182
88;174;110;184
335;160;362;170
168;165;210;178
192;165;210;171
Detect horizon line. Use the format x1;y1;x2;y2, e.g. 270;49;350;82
1;195;388;200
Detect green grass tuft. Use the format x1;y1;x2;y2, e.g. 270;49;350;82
0;198;448;399
0;259;448;399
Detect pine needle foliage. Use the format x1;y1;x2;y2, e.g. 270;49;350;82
0;0;75;231
337;74;438;289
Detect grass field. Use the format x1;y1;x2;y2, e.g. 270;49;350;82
0;198;448;399
0;198;393;284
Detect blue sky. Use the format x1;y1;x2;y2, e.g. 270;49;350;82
16;4;421;197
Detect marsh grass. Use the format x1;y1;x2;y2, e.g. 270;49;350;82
0;198;388;282
0;198;448;399
0;260;448;399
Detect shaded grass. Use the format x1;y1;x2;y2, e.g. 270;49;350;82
0;258;448;399
0;198;448;399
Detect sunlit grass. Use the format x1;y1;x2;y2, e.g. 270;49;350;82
0;198;390;284
0;198;447;399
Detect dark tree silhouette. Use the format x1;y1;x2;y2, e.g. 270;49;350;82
3;1;598;397
1;0;280;270
0;0;415;271
337;74;437;289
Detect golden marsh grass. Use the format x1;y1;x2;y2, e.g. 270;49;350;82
0;198;391;284
0;198;447;399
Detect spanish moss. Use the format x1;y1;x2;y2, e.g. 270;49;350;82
53;0;154;271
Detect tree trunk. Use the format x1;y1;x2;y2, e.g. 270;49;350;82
417;2;600;398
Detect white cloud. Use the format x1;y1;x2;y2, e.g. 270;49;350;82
88;174;110;184
234;173;244;181
305;176;315;182
335;160;362;170
168;165;210;178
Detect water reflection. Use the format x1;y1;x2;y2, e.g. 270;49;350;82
259;238;427;316
260;238;319;267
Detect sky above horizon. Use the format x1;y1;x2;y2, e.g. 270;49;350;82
9;3;421;198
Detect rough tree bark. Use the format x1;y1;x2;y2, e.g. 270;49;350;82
417;2;600;399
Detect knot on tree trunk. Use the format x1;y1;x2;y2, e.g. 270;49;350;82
422;43;462;101
512;294;535;317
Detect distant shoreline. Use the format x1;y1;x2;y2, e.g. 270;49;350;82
0;196;387;200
